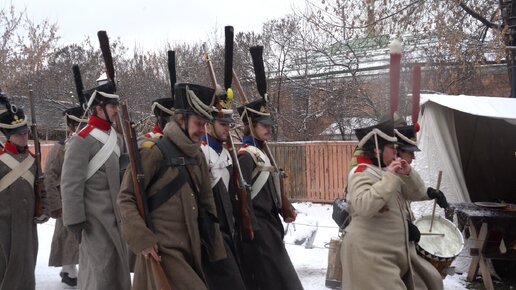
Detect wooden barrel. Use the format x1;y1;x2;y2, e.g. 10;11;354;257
325;237;342;289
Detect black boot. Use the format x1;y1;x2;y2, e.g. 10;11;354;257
60;272;78;287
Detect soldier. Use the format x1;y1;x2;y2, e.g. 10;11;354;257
236;99;303;290
341;118;443;290
45;106;87;287
118;83;226;290
0;95;47;290
144;98;174;139
200;94;246;290
60;79;131;290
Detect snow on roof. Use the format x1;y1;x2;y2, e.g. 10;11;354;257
421;93;516;122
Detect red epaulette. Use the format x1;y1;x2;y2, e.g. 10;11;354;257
354;165;367;173
201;140;207;145
238;143;250;155
144;133;152;138
78;125;95;138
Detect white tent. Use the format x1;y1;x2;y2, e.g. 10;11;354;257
414;94;516;203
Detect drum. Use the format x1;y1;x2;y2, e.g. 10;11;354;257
414;215;464;278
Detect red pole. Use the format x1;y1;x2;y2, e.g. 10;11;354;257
389;39;402;116
411;65;421;130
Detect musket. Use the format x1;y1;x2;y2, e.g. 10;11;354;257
203;27;254;240
27;84;45;218
236;46;297;223
120;102;171;290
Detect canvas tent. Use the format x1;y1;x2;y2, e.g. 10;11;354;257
414;94;516;204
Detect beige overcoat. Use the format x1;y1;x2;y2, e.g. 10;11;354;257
341;163;443;290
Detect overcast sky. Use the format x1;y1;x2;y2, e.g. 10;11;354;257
5;0;305;51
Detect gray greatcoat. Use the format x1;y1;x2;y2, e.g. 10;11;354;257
118;121;226;290
61;117;131;290
45;140;79;267
341;162;443;290
0;144;38;290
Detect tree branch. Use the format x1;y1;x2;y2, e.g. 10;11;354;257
458;1;501;30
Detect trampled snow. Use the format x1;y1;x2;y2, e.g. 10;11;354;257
35;202;469;289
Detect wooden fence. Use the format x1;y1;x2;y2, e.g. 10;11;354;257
269;141;358;203
34;141;358;204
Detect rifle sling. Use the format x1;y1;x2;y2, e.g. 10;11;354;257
147;138;198;212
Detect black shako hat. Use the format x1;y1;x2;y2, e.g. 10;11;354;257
237;98;273;126
83;73;119;108
152;98;174;118
63;106;87;128
394;125;420;152
174;83;215;121
0;106;28;137
354;118;398;150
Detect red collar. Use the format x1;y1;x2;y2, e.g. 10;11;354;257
357;155;373;164
356;155;373;165
353;155;374;173
88;115;111;131
152;123;163;134
2;141;31;155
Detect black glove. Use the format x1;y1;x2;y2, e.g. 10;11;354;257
427;187;449;208
67;222;85;243
407;220;421;243
332;198;350;229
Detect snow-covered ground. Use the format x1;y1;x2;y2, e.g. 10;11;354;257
35;202;470;289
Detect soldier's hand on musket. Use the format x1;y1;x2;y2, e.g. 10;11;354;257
141;243;161;262
282;206;297;223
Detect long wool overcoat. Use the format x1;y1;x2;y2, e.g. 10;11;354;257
237;142;303;290
341;162;443;290
61;117;131;290
200;139;246;290
118;121;226;290
44;140;79;267
0;143;38;290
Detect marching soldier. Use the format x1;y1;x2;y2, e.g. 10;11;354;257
60;78;131;290
118;83;226;290
45;106;87;287
236;99;303;290
142;49;176;140
200;95;247;290
0;95;47;290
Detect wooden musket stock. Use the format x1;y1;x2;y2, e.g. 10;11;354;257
28;85;45;217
